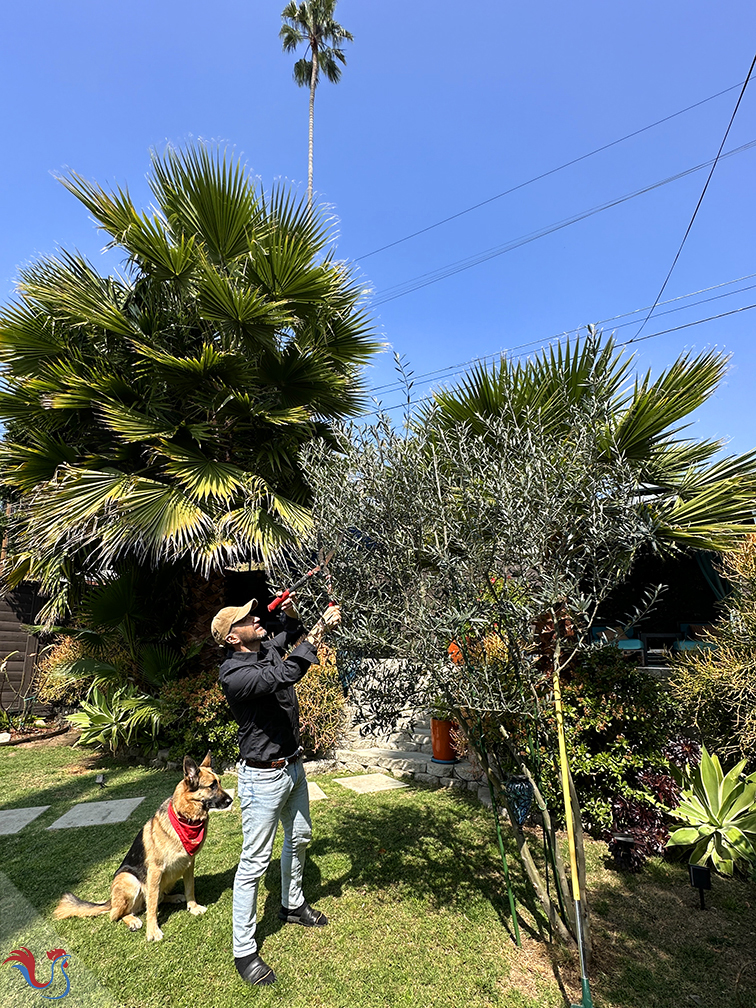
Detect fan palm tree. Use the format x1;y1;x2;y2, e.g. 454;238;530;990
426;328;756;552
0;143;380;622
280;1;354;206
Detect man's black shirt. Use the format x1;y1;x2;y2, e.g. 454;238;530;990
218;616;318;762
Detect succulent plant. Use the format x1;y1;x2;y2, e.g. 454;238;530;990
666;747;756;875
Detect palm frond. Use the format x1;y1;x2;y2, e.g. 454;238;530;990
149;144;262;263
0;435;78;491
157;445;248;501
18;253;136;338
98;402;178;443
197;265;290;344
613;350;729;460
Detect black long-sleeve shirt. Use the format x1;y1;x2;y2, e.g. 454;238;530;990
218;616;318;762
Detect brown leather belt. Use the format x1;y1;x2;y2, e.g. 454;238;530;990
242;749;303;769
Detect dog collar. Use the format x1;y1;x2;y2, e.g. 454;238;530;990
168;801;206;855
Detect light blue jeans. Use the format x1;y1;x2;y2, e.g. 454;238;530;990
232;758;312;957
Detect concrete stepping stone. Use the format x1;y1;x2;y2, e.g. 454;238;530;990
333;773;409;794
307;782;329;801
47;797;145;830
0;806;50;835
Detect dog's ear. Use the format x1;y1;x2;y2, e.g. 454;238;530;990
200;751;212;768
183;756;200;789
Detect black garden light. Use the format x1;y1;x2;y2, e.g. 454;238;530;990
95;773;106;788
504;775;535;826
610;832;636;871
689;862;711;909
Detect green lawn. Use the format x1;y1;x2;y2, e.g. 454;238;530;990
1;737;754;1008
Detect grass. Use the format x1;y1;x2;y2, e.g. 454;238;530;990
0;736;754;1008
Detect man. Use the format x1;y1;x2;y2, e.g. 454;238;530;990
211;593;341;987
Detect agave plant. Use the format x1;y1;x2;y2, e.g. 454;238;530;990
666;747;756;875
67;685;170;754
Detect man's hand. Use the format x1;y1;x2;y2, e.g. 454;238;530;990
305;605;341;648
277;591;299;620
321;604;341;628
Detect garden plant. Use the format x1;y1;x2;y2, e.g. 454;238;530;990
0;142;380;626
269;338;756;954
671;534;756;767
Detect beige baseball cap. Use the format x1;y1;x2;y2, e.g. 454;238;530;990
211;598;258;645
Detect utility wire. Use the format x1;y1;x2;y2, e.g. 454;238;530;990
620;301;756;346
366;303;756;415
628;53;756;342
355;80;745;261
369;139;756;308
369;273;756;395
372;283;756;396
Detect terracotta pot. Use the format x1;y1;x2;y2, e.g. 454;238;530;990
430;718;459;763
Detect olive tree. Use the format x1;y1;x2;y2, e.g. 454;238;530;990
269;392;655;946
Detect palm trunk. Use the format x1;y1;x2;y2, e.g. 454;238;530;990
182;566;228;675
308;47;318;208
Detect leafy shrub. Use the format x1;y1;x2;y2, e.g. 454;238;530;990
670;540;756;769
67;685;170;754
297;645;346;755
36;567;194;703
543;646;682;832
35;636;95;706
159;668;239;770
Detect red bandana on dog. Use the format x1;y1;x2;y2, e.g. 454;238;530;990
168;801;206;855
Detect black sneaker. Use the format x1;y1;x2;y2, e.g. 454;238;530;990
278;901;329;926
234;953;276;985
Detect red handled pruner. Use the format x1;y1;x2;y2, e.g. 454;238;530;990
267;541;340;612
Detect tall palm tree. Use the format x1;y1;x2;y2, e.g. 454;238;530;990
0;143;380;622
426;328;756;552
280;1;354;207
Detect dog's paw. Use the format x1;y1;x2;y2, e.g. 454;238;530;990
123;915;143;931
188;903;207;916
145;926;164;942
162;893;186;904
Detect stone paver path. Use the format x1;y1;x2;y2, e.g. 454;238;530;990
0;806;50;835
334;773;409;794
47;797;145;830
307;782;329;801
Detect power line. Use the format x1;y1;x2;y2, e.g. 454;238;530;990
369;139;756;308
628;53;756;342
619;301;756;346
355;80;746;261
369;273;756;395
366;303;756;415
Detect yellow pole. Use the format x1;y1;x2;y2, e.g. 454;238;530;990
552;663;594;1008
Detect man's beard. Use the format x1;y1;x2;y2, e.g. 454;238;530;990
236;624;268;646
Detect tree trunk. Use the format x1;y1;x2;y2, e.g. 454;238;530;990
469;736;576;948
308;46;318;208
182;566;228;675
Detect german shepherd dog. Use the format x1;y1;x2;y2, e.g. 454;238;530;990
54;753;233;942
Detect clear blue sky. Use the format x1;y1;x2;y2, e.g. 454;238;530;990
2;1;755;452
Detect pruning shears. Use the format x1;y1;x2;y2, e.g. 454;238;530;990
267;539;341;612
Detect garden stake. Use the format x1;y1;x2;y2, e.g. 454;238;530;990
478;727;522;947
552;664;595;1008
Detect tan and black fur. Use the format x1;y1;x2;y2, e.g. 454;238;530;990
54;753;233;942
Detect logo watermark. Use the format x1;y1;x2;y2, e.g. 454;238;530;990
3;947;71;1000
